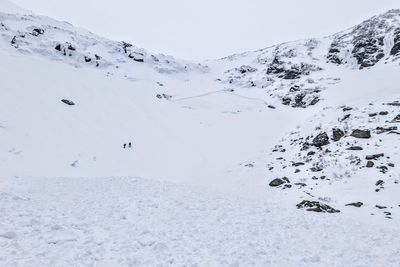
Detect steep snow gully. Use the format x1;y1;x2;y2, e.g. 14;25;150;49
1;2;400;266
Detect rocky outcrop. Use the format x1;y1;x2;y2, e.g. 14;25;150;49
332;128;345;142
350;129;371;139
327;9;400;69
296;200;340;213
61;99;75;106
312;132;330;147
390;28;400;56
345;202;363;208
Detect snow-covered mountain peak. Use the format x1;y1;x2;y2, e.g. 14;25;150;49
0;10;208;81
328;9;400;68
210;10;400;109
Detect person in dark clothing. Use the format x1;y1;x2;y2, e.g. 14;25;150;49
128;142;132;148
123;143;126;149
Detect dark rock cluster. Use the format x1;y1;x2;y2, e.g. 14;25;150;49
266;57;322;80
61;99;75;106
296;200;340;213
267;99;400;218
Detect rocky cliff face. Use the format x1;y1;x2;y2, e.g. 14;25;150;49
328;9;400;69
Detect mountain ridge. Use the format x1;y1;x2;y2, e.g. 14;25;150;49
1;4;400;266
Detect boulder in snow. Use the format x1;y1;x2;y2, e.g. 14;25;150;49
61;99;75;106
350;129;371;139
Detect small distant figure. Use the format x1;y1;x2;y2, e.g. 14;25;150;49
123;143;126;149
128;142;132;148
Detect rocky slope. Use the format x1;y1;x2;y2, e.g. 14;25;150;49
266;97;400;218
0;11;207;78
214;9;400;108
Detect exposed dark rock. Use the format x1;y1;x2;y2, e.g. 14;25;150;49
390;28;400;56
327;43;343;65
310;165;324;172
55;43;62;51
133;57;145;63
266;57;285;74
67;44;76;51
375;180;384;186
391;114;400;123
282;69;301;80
267;59;322;80
350;129;371;139
292;162;305;167
352;37;385;69
377;166;389;174
376;126;398;134
61;99;75;106
366;161;375;168
379;111;389;116
32;28;44;36
156;94;172;100
332;128;345;142
282;97;291;106
269;177;290;187
366;153;384;160
386;101;400;107
376;205;387;209
341;114;351;121
11;36;16;45
122;41;132;53
310;97;320;106
269;178;284;187
346;146;363;151
84;56;91;62
237;65;257;74
296;200;340;213
345;202;363;208
292;93;306;107
312;132;330;147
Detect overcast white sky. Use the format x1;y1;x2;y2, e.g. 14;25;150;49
10;0;400;60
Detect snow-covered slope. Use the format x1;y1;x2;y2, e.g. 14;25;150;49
0;9;207;78
212;9;400;109
1;3;400;266
2;175;400;267
1;0;399;216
